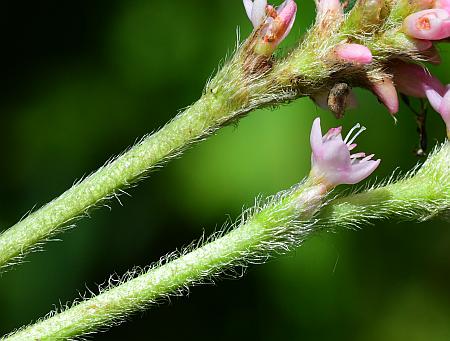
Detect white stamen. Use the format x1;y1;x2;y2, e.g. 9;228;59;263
346;125;366;146
344;123;361;143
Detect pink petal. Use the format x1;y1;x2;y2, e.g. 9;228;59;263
278;0;297;41
424;86;443;111
438;89;450;123
345;160;381;185
371;78;399;114
335;44;373;64
310;118;324;154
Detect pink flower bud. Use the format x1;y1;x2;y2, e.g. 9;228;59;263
371;78;399;114
310;118;381;188
334;44;373;64
403;9;450;40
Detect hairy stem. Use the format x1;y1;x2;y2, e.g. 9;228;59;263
5;143;450;341
4;180;326;340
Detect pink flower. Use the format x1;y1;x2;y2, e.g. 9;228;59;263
334;44;373;64
243;0;297;56
393;63;450;136
403;9;450;40
310;118;381;188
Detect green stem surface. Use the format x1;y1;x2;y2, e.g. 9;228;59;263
5;181;324;340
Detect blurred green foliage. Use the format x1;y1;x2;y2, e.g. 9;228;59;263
1;1;450;340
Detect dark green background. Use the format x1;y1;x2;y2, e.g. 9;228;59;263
1;1;450;340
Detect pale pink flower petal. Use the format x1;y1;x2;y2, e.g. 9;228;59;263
424;87;444;111
335;44;373;64
243;0;254;20
310;118;380;188
438;89;450;134
403;9;450;40
251;0;268;27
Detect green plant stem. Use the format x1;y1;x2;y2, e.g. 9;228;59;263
4;180;326;340
5;143;450;341
0;91;227;269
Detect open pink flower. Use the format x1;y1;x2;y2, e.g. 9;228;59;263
243;0;297;56
310;118;381;188
403;9;450;40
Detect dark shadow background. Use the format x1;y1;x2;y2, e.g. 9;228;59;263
1;1;450;340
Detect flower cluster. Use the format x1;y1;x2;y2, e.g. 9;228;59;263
309;0;450;137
